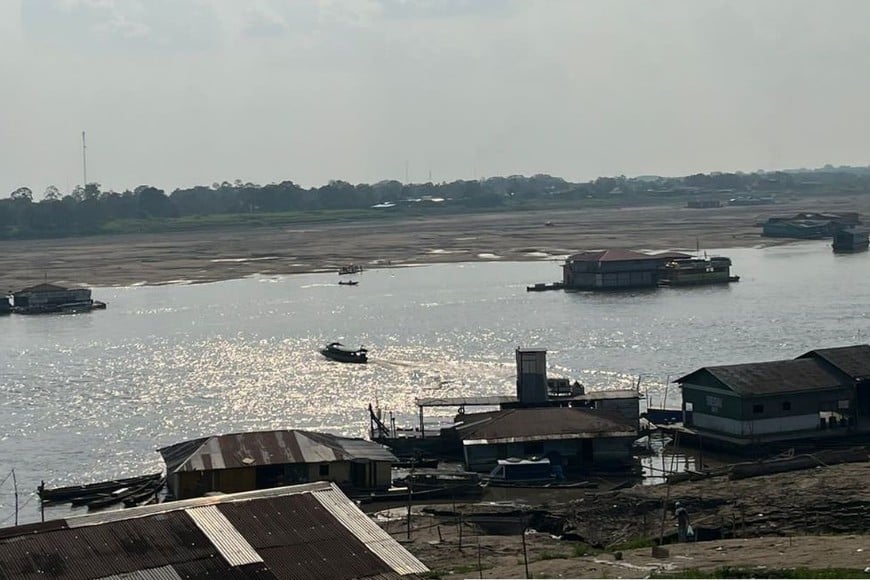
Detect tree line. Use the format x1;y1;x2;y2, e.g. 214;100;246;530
2;167;869;239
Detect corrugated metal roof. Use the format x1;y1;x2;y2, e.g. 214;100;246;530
800;344;870;380
187;506;263;567
566;249;658;263
312;486;429;576
677;358;844;396
97;565;183;580
455;407;636;445
158;430;396;473
0;483;426;580
221;494;392;580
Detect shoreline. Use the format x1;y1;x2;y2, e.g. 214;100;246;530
0;196;864;290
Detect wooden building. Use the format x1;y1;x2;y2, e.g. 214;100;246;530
456;406;638;474
562;249;663;290
676;345;870;448
159;429;396;500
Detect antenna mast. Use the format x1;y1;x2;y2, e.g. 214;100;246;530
82;131;88;187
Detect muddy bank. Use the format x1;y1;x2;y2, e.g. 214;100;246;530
2;194;869;289
386;461;870;578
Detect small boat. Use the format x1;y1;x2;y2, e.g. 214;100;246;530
480;457;555;488
338;280;359;286
320;342;368;364
88;478;164;511
38;473;163;503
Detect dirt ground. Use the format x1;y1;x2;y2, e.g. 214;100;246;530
2;194;870;289
380;461;870;578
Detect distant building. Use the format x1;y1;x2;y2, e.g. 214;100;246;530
676;345;870;448
0;482;428;580
159;429;396;499
686;200;721;209
456;406;638;473
562;249;662;290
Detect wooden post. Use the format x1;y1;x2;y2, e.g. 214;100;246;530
39;480;45;523
477;534;483;578
419;404;425;439
12;469;18;526
458;512;463;550
521;523;530;579
658;482;672;545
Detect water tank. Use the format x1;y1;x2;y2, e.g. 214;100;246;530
516;348;548;404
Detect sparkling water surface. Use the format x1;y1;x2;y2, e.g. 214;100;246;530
1;240;868;524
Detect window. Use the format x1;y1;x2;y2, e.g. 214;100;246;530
319;464;329;477
752;404;764;414
782;401;791;411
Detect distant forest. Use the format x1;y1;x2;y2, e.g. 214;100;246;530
2;165;870;239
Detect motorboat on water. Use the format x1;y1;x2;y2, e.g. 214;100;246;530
320;342;368;364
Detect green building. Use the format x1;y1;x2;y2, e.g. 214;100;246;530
676;345;870;448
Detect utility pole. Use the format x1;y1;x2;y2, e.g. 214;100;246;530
82;131;88;187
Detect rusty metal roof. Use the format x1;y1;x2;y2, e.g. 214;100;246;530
455;407;636;445
799;344;870;380
566;249;658;262
159;430;396;473
0;483;426;580
676;358;844;396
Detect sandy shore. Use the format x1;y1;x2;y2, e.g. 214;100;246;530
385;461;870;578
2;194;869;290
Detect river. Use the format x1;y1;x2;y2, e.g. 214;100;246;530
1;240;867;524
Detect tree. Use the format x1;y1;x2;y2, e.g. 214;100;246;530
10;187;33;202
43;185;61;201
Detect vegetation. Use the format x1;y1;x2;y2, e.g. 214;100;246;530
3;165;870;240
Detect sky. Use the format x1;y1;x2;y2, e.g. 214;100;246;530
2;0;870;198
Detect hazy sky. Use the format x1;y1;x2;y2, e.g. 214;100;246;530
2;0;870;197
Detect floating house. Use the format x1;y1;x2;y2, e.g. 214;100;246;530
456;406;637;473
676;345;870;449
10;283;105;314
159;429;396;500
560;249;736;290
0;482;428;579
658;256;738;286
762;212;861;239
562;249;663;290
832;227;869;253
371;348;641;472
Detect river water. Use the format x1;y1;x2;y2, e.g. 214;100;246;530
1;240;868;524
